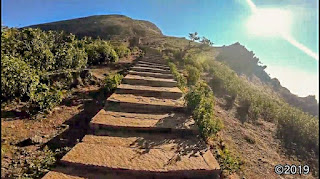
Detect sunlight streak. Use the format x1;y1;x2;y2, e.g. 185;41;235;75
283;34;319;61
246;0;319;61
246;0;257;13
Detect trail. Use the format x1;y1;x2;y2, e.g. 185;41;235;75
42;52;221;178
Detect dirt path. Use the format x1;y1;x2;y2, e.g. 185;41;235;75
42;53;221;178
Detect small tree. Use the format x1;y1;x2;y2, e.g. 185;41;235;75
188;32;200;46
200;36;214;46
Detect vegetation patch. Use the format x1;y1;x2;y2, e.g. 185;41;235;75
104;73;124;93
209;59;319;171
6;146;71;178
215;145;242;176
168;62;187;92
1;27;138;117
185;81;223;139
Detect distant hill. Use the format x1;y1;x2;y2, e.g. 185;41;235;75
215;42;319;116
26;15;318;116
25;15;163;40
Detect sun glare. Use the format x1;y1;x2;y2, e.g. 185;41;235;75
246;8;292;37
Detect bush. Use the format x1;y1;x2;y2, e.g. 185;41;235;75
131;46;140;54
114;44;131;58
215;146;241;175
185;81;223;138
104;73;123;93
85;39;119;65
28;83;63;115
54;43;87;70
1;55;40;103
1;27;123;117
186;65;200;86
183;53;203;70
168;62;187;91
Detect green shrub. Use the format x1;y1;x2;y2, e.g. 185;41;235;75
104;73;123;93
54;43;88;70
185;81;223;138
85;39;119;65
186;65;200;86
1;27;122;116
115;44;131;58
23;146;56;178
131;46;140;54
168;62;187;91
28;83;63;115
194;97;223;138
215;147;241;175
183;53;203;70
185;81;212;110
1;55;40;103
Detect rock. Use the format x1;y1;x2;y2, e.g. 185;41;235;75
15;135;44;147
31;135;45;144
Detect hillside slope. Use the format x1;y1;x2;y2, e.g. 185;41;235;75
215;43;319;116
26;15;162;40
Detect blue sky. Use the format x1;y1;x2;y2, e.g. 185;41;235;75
1;0;319;99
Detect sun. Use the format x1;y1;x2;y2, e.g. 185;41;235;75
246;8;292;37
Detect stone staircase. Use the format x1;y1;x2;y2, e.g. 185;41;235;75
43;53;221;179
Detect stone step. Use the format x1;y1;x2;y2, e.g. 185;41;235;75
115;84;182;99
42;167;133;179
135;63;170;70
82;131;204;149
106;93;184;113
129;70;174;79
137;61;170;69
56;141;220;178
122;74;177;87
90;110;197;134
42;133;221;179
140;60;167;65
131;66;172;74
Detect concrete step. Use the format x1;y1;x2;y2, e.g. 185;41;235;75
90;110;197;134
115;84;182;99
106;93;184;113
122;74;177;87
131;66;172;74
135;63;170;70
55;137;220;178
128;70;174;79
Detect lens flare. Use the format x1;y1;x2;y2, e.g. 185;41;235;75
245;0;319;61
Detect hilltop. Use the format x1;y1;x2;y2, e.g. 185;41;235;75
26;15;162;40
